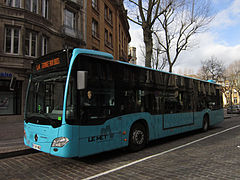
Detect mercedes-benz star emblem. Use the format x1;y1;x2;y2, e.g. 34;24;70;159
34;134;38;142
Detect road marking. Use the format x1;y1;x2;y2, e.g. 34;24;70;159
83;125;240;180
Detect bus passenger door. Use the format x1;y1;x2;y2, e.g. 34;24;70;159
163;91;194;131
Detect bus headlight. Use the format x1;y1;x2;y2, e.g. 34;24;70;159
52;137;69;147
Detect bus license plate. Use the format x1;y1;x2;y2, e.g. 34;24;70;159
33;144;41;150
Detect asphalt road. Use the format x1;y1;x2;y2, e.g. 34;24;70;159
0;114;240;180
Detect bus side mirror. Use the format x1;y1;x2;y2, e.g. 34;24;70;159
77;71;88;90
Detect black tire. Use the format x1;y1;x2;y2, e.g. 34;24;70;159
128;123;147;152
202;116;209;132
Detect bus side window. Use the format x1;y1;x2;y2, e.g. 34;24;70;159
120;90;136;113
136;90;144;112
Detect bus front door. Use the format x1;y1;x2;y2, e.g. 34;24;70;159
163;112;194;132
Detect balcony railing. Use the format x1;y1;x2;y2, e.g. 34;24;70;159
105;41;113;49
62;25;83;40
66;0;83;8
104;16;113;26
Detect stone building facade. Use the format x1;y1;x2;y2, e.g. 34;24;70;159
86;0;130;61
0;0;130;122
128;47;137;64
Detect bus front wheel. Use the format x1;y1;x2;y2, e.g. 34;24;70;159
202;115;209;132
128;123;147;152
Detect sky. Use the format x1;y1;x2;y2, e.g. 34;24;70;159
126;0;240;74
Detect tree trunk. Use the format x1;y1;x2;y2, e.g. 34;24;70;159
169;64;173;73
143;28;153;68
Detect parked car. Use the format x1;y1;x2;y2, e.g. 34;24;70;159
227;105;240;114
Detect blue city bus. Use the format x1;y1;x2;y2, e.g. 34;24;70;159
24;48;224;158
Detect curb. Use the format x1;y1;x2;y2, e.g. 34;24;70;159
224;116;231;119
224;114;240;119
0;148;38;159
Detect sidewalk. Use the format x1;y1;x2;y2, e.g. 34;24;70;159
0;120;32;159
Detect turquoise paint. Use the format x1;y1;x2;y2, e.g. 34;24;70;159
24;122;79;158
24;48;224;158
163;112;194;129
24;122;58;154
78;116;122;157
24;109;224;158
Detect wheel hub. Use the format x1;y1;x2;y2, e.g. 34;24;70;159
133;130;144;145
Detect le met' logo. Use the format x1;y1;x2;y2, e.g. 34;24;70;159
88;125;114;143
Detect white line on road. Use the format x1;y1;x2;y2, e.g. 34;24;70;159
83;125;240;180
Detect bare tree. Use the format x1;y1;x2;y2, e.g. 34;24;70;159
126;0;173;68
198;56;225;81
151;46;167;70
139;42;167;70
225;60;240;105
226;60;240;91
154;0;213;72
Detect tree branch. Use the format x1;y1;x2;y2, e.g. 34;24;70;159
127;16;143;26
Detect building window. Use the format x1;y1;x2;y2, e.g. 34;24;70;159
26;0;38;13
119;24;121;41
92;0;98;11
5;27;20;54
109;33;113;47
104;4;112;24
92;19;98;38
234;97;238;104
104;5;108;19
41;36;48;56
122;32;124;48
0;80;22;115
42;0;48;18
64;9;75;30
25;31;37;57
109;9;112;23
6;0;20;8
105;29;112;48
105;29;108;43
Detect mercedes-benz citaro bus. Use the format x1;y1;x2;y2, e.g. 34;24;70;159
24;48;224;158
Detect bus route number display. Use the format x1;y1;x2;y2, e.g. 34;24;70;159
36;57;60;71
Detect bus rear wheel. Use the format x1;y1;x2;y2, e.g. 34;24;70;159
202;116;209;132
129;123;147;152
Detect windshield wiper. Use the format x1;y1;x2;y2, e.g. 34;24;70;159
42;113;60;128
26;114;60;128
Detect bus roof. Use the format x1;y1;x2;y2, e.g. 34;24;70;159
72;48;219;86
73;48;114;60
111;58;219;86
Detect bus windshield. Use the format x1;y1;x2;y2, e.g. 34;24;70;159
25;72;67;127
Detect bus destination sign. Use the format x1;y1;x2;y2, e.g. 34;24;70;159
33;50;69;74
35;57;60;71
